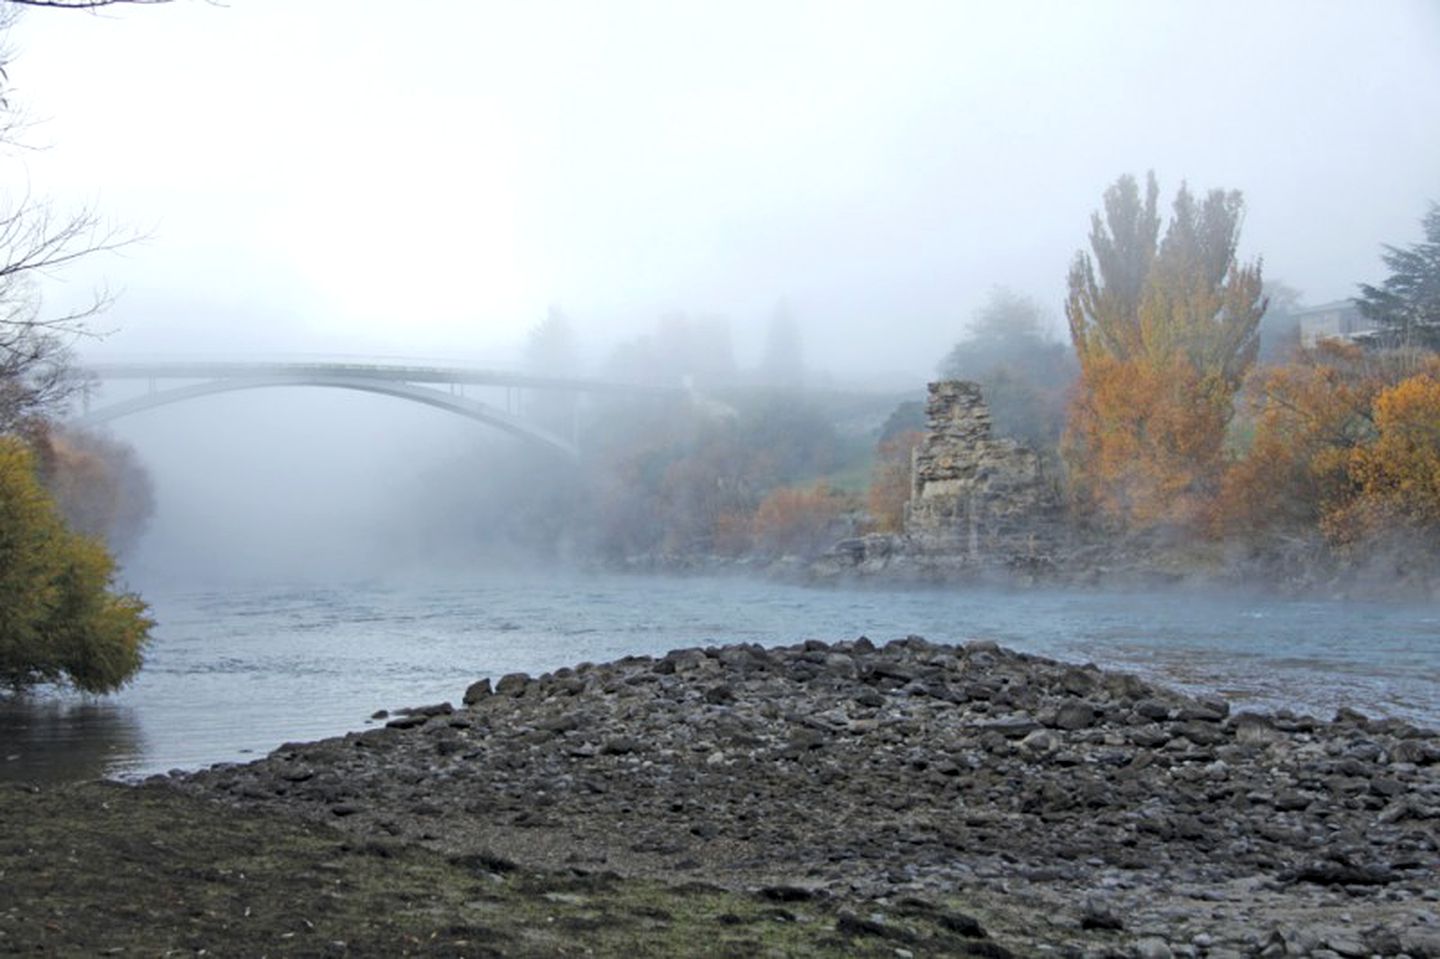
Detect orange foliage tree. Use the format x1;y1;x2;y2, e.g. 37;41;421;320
1063;173;1265;531
1218;342;1440;552
588;393;844;559
1327;371;1440;545
1218;342;1389;539
751;483;852;557
1066;354;1234;528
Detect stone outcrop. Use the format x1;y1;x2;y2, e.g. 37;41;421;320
904;380;1063;558
819;380;1066;580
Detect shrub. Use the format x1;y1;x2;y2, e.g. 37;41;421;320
0;436;151;693
751;483;851;557
865;429;924;533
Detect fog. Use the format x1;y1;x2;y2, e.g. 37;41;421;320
6;1;1437;584
101;388;488;586
13;1;1440;371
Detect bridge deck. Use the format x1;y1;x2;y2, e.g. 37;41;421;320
84;361;683;396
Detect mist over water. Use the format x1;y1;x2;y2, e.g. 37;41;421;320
4;571;1436;783
100;386;504;584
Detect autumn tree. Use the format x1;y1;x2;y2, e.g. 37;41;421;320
654;423;759;555
26;423;155;555
0;1;164;692
1325;368;1440;547
1218;342;1440;575
1356;202;1440;351
751;482;852;557
1219;341;1397;542
588;388;846;559
865;428;923;534
1063;172;1266;529
0;436;150;692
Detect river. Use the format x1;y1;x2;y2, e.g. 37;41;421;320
2;572;1437;782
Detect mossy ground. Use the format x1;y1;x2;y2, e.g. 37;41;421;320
0;781;1019;957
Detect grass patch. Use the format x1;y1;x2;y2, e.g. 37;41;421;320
0;781;1027;957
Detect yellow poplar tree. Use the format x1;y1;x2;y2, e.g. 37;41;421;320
1063;172;1266;529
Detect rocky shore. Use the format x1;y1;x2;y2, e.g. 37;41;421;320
171;637;1440;957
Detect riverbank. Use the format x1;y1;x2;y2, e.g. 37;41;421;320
812;534;1440;602
8;778;1002;956
137;636;1440;957
607;533;1440;603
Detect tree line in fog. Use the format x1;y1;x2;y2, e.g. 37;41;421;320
446;175;1440;584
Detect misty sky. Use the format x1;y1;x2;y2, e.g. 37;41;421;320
8;0;1438;379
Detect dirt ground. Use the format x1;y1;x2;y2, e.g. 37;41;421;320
0;779;1024;957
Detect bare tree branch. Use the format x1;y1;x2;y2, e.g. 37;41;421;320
2;2;171;9
0;1;158;431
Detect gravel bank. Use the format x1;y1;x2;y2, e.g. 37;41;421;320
176;637;1440;957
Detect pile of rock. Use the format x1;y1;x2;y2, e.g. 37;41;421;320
178;637;1440;956
905;381;1064;556
820;380;1069;582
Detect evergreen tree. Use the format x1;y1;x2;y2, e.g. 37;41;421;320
940;287;1074;451
1356;202;1440;351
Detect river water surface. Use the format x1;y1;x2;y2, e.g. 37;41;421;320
2;573;1437;782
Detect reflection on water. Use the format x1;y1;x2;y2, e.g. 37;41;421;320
3;574;1437;783
0;695;146;783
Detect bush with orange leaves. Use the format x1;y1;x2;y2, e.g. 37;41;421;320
1218;342;1385;539
865;429;924;534
1218;342;1440;557
750;483;853;558
1326;372;1440;545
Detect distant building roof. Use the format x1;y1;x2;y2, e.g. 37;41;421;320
1294;298;1376;347
1291;299;1361;319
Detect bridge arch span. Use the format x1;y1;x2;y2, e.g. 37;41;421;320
76;375;580;459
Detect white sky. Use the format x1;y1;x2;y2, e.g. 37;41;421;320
8;0;1440;379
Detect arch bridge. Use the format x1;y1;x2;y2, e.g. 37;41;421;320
77;360;683;460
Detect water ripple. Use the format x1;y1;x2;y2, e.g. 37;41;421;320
5;574;1436;782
